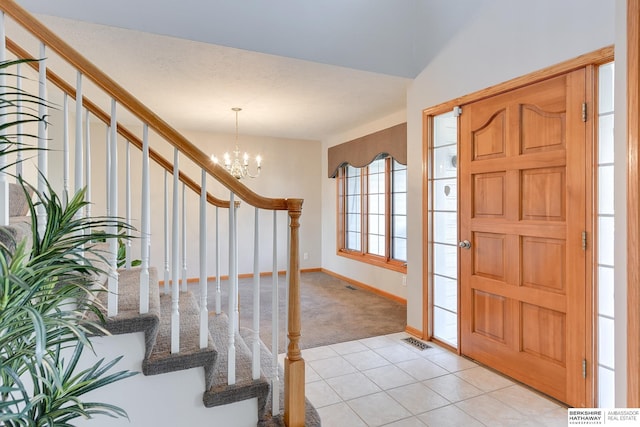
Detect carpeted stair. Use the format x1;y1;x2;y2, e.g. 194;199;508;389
1;183;321;426
101;273;321;425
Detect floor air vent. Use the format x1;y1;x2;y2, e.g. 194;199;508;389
402;337;431;351
345;285;357;290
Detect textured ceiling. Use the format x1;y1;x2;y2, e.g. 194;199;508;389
20;14;411;142
12;0;490;141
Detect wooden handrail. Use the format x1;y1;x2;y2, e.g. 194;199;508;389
6;37;230;209
2;0;301;212
2;4;307;425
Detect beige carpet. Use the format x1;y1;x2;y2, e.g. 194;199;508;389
197;271;407;351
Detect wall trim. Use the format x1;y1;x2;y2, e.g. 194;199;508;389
158;267;322;285
404;325;423;339
320;268;407;305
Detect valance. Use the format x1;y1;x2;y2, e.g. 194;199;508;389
327;122;407;178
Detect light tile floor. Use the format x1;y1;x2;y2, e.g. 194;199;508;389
291;332;568;427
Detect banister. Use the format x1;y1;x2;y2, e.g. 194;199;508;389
6;37;230;209
2;0;294;212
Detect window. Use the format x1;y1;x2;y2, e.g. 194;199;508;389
597;60;615;408
429;110;458;348
337;156;407;272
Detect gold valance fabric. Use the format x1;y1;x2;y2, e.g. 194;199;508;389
327;122;407;178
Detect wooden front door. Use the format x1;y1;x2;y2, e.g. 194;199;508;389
459;69;590;407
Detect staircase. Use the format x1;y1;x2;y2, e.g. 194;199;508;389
0;1;319;426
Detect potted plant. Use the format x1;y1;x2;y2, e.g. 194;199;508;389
0;58;136;425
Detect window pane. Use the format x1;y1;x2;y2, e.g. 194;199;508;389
598;62;615;114
393;193;406;216
598;366;615;408
369;158;385;174
433;111;457;148
347;231;360;251
434;275;457;312
392;167;407;193
393;237;406;261
434;145;458;179
434;179;457;211
433;243;457;279
393;215;406;239
598;266;614;318
598;316;615;369
433;307;457;347
598;165;614;216
369;194;381;214
368;234;384;256
599;113;614;165
598;216;614;266
433;211;457;245
347;213;360;233
369;172;382;194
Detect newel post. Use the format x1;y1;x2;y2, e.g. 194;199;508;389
284;199;305;427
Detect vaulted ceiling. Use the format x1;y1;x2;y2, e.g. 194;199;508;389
13;0;481;141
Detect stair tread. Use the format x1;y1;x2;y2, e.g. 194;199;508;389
203;313;270;414
93;267;161;334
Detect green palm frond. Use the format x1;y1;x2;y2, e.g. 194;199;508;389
0;58;136;425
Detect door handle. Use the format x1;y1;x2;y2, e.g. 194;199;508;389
458;240;471;250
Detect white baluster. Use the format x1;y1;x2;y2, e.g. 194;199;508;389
228;191;236;385
36;42;48;237
125;140;132;269
271;210;279;414
140;124;150;314
74;72;83;194
0;12;7;226
234;202;239;335
199;169;208;349
107;100;119;317
62;93;69;206
84;109;92;220
215;206;221;314
15;63;23;180
252;207;260;380
164;170;170;295
181;182;187;292
105;126;110;216
171;148;180;354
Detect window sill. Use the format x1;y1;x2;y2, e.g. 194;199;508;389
337;250;407;273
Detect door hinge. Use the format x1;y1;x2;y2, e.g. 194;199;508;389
453;106;462;117
582;231;587;251
581;102;587;122
582;359;587;379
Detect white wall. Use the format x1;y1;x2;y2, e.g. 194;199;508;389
75;333;259;427
321;109;408;299
44;116;322;281
323;0;615;339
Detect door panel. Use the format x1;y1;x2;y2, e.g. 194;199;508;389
459;69;588;406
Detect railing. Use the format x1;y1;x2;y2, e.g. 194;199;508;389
0;2;305;425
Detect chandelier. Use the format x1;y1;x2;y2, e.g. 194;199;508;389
211;107;262;179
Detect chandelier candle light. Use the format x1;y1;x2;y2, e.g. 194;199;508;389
212;107;262;179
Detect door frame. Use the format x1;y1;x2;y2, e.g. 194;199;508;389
627;0;640;407
421;46;614;406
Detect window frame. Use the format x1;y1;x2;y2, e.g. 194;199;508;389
336;156;407;273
